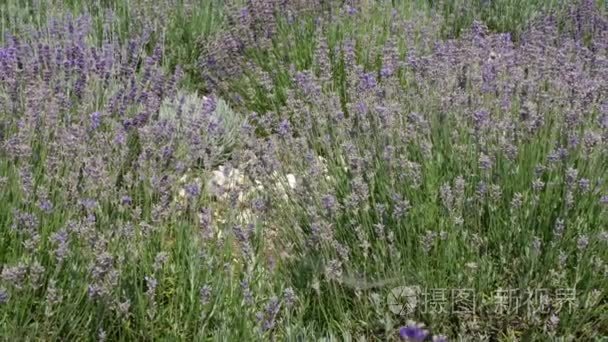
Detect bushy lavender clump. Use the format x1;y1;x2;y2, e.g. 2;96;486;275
199;0;364;95
159;91;245;168
219;0;608;337
0;10;274;341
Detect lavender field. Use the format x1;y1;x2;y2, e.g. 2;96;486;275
1;0;607;340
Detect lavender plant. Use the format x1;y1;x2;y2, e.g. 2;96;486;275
0;12;288;341
158;92;245;172
1;0;608;340
1;0;225;88
209;0;608;339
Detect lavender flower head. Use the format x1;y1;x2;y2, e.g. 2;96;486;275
145;276;158;298
359;72;377;90
345;5;357;16
577;235;589;251
90;111;102;130
399;321;429;341
478;153;492;171
554;218;565;238
472;109;490;129
202;95;217;115
184;182;200;198
121;195;132;206
39;199;54;213
277;119;291;137
283;287;296;308
1;263;27;289
321;194;337;213
199;284;212;305
259;296;281;332
153;252;169;271
0;288;9;304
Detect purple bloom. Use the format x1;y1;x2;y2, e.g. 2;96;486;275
577;235;589;251
440;183;454;211
199;208;213;239
239;7;250;22
420;230;437;253
478;153;492;171
554;218;565;238
321;194;337;213
259;296;281;332
199;284;212;305
355;101;368;115
277;119;291;137
324;259;342;280
38;199;54;213
283;287;296;308
476;181;488;198
241;280;254;305
578;178;590;192
13;211;39;232
121;195;132;206
252;197;266;212
391;193;411;219
0;288;9;304
184;183;200;198
472;109;490;129
233;224;253;258
294;71;320;98
114;129;127;145
202;96;216;115
1;263;27;289
87;284;101;299
532;179;545;192
599;114;608;129
399;322;429;341
510;192;524;210
90;111;102;130
80;198;98;210
145;276;157;298
359;72;377;90
153;252;169;271
565;167;578;185
345;5;357;16
51;229;70;263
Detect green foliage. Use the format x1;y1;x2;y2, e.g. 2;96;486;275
430;0;566;40
1;0;607;341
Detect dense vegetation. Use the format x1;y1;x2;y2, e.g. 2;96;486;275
1;0;607;340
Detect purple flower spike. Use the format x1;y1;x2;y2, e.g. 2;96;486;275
399;322;429;341
185;183;200;198
278;119;291;137
0;288;9;304
121;195;132;206
90;111;102;130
